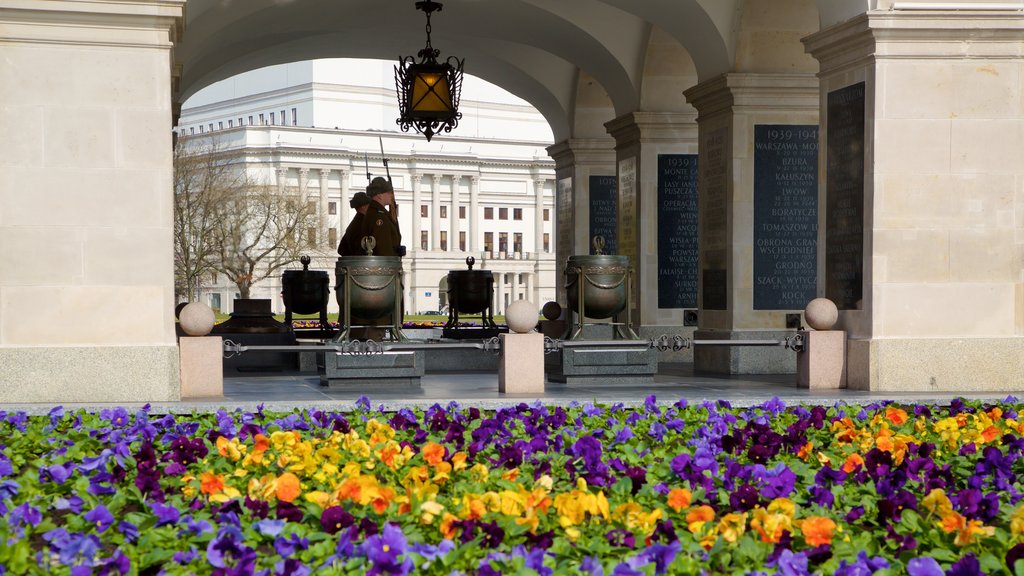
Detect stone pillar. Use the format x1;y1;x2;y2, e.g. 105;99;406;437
803;9;1024;391
319;169;331;245
0;0;186;402
406;260;417;316
276;167;288;193
451;175;462;253
510;270;519;302
494;272;505;315
546;139;617;306
431;174;443;251
298;167;310;198
533;177;546;256
411;174;423;253
683;74;820;374
604;113;698;331
339;169;351;232
469;176;480;253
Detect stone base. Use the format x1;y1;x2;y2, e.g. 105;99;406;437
499;333;545;393
218;332;299;374
442;327;509;340
693;329;797;375
179;337;224;398
848;337;1024;392
546;346;658;385
0;345;180;403
319;350;424;391
797;331;846;389
426;346;499;372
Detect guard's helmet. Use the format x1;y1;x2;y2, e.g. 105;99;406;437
349;192;371;208
366;176;394;196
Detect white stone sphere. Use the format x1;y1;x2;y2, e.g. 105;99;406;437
804;298;839;331
505;300;539;334
179;302;216;336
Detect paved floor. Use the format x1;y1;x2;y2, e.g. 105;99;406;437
4;363;1014;415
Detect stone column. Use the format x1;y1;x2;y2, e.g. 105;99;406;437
532;177;546;257
604;113;698;331
0;0;186;403
803;9;1024;391
451;175;462;253
683;74;820;374
276;167;288;193
431;174;443;251
469;176;480;253
546;139;617;306
339;170;351;229
494;272;505;315
510;270;519;302
319;169;331;245
298;167;310;198
411;174;423;253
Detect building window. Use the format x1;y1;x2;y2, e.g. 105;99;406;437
190;127;195;135
209;123;214;132
499;207;508;220
199;125;204;133
329;228;337;247
306;228;316;247
328;202;337;215
291;108;298;126
484;207;493;220
544;208;550;221
259;113;265;125
440;231;448;251
228;120;233;128
459;231;466;251
514;233;523;254
218;121;224;130
543;233;550;252
484;232;493;255
270;112;276;125
440;206;447;218
459;206;466;219
421;205;429;218
499;233;508;254
513;208;522;220
239;117;244;126
420;231;428;250
281;110;286;124
249;115;254;125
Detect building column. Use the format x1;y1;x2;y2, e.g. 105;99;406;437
0;0;186;403
451;175;462;252
803;9;1024;391
319;169;331;245
276;167;288;193
494;272;505;315
532;177;546;258
682;74;820;374
298;167;310;198
411;174;422;253
604;113;698;332
469;176;480;253
510;270;519;302
546;139;616;306
431;174;443;251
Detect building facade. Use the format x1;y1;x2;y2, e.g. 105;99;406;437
178;60;557;316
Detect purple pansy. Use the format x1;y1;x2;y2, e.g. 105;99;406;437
84;505;115;533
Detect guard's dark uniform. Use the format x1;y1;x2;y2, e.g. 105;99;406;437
360;200;402;256
338;212;366;256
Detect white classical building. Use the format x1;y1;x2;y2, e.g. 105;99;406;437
178;59;557;316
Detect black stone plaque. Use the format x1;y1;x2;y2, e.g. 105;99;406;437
753;125;819;310
826;83;865;310
589;175;618;255
657;154;699;309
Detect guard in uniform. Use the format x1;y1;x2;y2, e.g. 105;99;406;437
361;177;404;257
338;192;372;256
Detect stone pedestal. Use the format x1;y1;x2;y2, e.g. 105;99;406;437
796;330;846;389
179;337;224;398
546;346;657;385
319;351;424;390
498;333;545;393
694;329;797;375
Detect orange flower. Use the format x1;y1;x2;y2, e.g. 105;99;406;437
797;442;814;461
885;407;908;426
982;425;1001;443
955;519;994;546
667;488;692;513
686;505;715;533
253;434;270;453
422;442;445;466
876;435;894;453
200;471;225;495
842;453;864;473
801;516;836;546
276;472;301;503
371;487;395;514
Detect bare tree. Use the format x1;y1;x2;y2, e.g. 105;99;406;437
173;137;239;303
213;184;322;300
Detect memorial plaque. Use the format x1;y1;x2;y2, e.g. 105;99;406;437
754;125;819;310
589;175;618;255
657;154;699;309
825;83;865;310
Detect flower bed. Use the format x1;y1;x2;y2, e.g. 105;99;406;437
1;397;1023;575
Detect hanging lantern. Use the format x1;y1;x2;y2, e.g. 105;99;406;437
395;0;464;141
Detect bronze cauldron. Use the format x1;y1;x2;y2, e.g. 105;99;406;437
282;256;330;328
445;257;496;329
565;254;629;320
335;255;403;320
